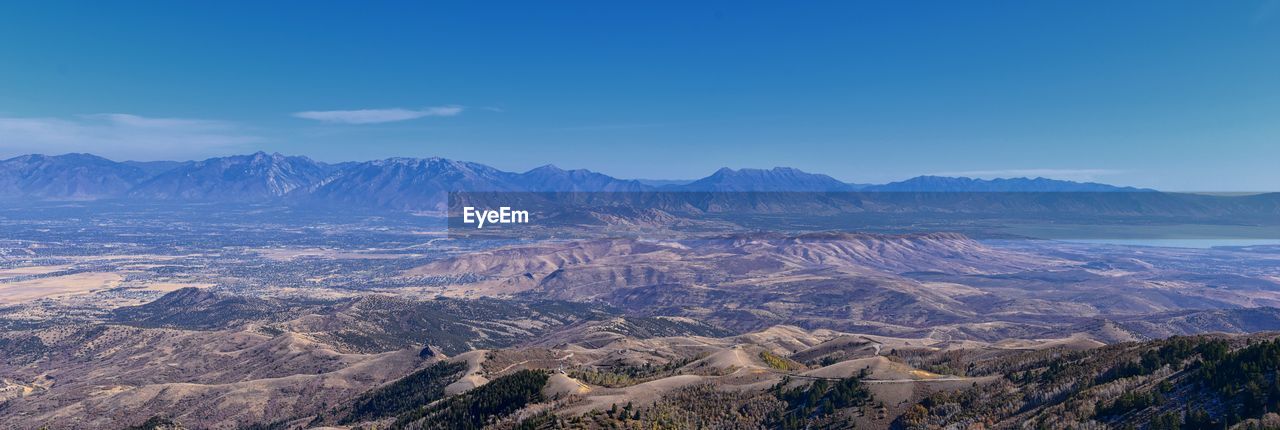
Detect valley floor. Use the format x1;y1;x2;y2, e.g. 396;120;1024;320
3;206;1280;429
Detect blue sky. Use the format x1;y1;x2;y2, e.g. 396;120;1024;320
1;1;1277;190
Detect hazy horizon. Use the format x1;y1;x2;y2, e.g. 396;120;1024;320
0;150;1186;190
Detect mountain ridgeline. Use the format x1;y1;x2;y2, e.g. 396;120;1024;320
2;152;1277;218
0;152;869;202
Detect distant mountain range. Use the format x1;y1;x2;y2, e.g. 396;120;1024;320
2;152;1275;217
860;175;1149;193
0;152;1143;198
128;152;335;201
665;167;857;192
0;153;150;199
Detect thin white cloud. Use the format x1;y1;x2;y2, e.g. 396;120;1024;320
0;113;261;160
292;106;463;124
83;113;228;129
929;168;1125;182
555;122;674;132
